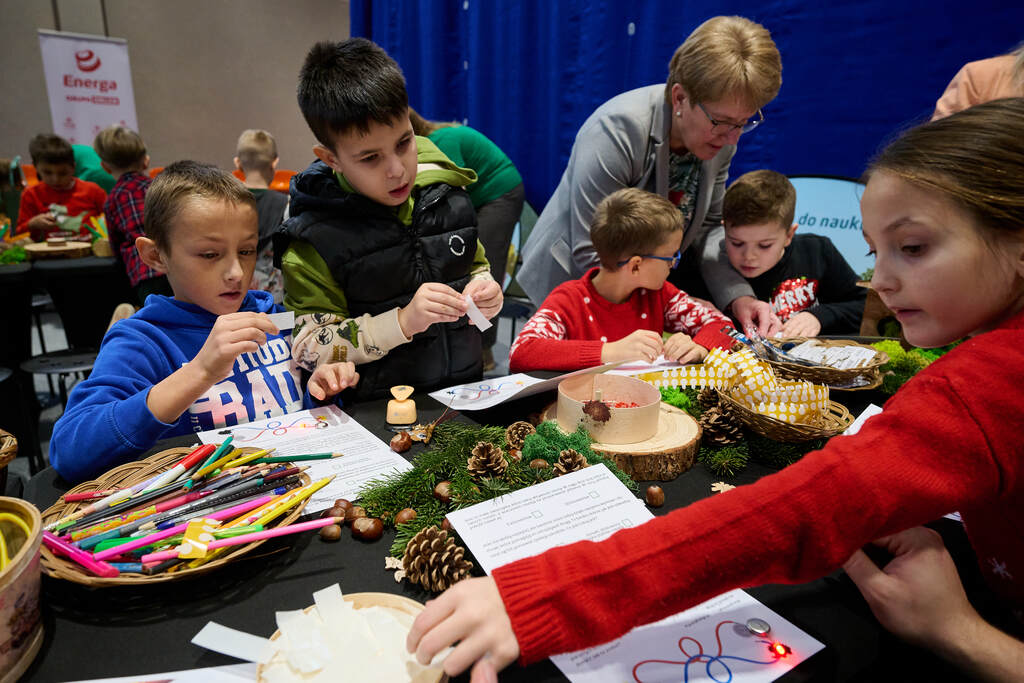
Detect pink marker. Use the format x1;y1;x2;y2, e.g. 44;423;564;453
43;530;120;578
91;494;276;562
139;516;343;563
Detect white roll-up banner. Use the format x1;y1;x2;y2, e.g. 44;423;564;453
38;29;139;143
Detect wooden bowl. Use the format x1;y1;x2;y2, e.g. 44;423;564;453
0;497;44;683
258;592;447;683
556;374;661;444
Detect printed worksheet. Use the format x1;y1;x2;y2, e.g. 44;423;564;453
197;405;411;513
428;363;624;411
447;466;825;682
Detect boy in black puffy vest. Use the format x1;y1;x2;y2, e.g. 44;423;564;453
276;38;502;400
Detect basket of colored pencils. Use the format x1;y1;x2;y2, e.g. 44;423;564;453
39;443;324;586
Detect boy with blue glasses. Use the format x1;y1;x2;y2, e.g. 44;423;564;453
509;188;734;372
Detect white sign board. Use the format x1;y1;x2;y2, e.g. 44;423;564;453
38;29;139;144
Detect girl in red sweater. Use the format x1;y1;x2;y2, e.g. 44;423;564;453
408;98;1024;681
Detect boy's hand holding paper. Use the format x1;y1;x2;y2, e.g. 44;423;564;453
462;278;502;323
195;312;280;383
397;282;468;337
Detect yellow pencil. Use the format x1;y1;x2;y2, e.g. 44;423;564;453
192;448;248;479
185;476;334;568
221;448;275;470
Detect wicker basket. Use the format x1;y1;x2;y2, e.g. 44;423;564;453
719;390;853;443
0;430;16;496
40;446;310;586
765;338;888;387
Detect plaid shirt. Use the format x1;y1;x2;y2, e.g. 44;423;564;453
104;172;154;287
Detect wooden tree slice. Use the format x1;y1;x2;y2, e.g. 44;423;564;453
24;241;92;260
543;403;701;482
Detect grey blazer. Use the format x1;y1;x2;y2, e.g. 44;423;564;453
517;84;753;307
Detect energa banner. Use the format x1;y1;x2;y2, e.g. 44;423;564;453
38;29;139;143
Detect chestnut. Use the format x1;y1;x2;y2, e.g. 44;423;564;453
529;458;550;470
390;431;412;453
433;480;452;505
322;505;348;519
319;524;342;542
351;517;384;541
345;505;367;525
645;485;665;508
394;507;417;525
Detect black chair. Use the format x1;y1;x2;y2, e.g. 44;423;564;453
20;256;132;410
0;263;44;472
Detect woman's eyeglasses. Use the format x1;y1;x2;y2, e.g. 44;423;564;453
697;102;765;135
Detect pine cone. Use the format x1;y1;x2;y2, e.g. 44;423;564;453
505;421;536;450
553;448;589;476
402;525;474;592
698;388;720;411
699;406;743;445
467;441;508;480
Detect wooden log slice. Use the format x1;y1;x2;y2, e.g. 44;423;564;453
542;402;701;482
24;241;92;260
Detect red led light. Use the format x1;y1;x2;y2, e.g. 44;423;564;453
769;642;791;658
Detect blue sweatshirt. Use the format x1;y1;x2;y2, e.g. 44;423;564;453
50;291;322;483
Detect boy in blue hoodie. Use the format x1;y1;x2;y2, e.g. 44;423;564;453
50;161;359;483
277;39;503;400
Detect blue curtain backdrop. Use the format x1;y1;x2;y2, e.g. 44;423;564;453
351;1;1023;213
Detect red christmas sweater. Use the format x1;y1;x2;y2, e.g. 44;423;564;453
509;268;734;372
495;308;1024;664
16;178;106;237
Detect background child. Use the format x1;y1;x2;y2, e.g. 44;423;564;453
409;108;524;371
278;38;502;400
234;129;288;302
708;169;865;336
94;125;172;305
49;161;358;483
16;133;106;240
408;98;1024;681
509;188;734;372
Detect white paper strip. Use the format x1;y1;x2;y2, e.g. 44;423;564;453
191;622;274;664
267;310;295;331
465;295;492;331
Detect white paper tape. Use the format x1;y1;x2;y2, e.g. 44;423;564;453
267;310;295;331
192;621;274;664
465;296;492;331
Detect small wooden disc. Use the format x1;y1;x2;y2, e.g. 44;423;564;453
24;241;91;260
543;402;701;481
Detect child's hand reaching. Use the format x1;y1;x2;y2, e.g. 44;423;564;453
462;279;503;321
601;329;663;363
780;311;822;338
663;333;708;364
308;362;359;400
27;212;58;241
194;312;279;383
398;283;468;337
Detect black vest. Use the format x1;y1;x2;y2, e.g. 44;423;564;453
278;175;482;400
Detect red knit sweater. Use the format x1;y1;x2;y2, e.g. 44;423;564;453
494;308;1024;664
509;268;735;372
16;178;106;236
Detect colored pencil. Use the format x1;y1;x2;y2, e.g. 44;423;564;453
140;517;343;563
140;444;216;493
248;453;342;464
91;495;276;562
220;448;277;470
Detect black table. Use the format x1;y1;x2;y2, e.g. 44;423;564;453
21;388;985;682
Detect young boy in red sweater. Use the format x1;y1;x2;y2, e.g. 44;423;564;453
16;133;106;240
509;188;734;372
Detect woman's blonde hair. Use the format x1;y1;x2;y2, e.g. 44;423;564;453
666;16;782;111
